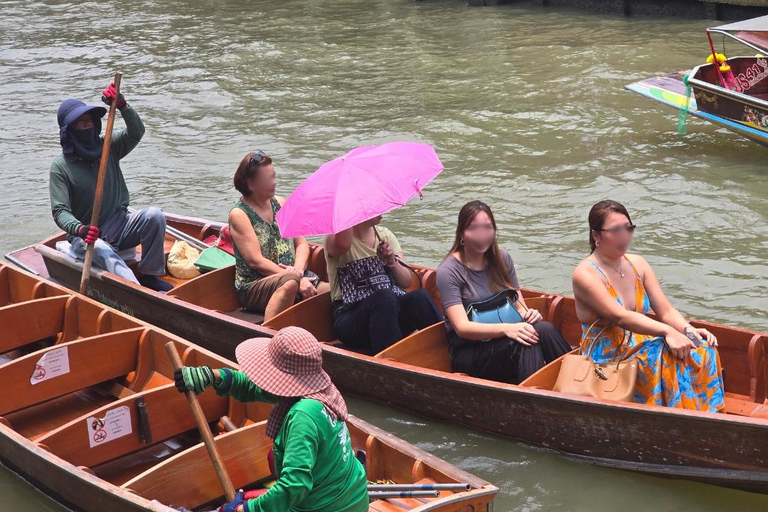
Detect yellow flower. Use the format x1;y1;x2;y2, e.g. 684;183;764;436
706;53;728;64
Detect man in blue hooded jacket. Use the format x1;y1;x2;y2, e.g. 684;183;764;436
49;82;172;292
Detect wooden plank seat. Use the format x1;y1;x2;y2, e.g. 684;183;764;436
0;265;68;307
0;328;146;415
167;264;241;312
121;421;272;509
266;291;335;342
0;295;145;358
375;296;555;373
521;330;768;419
0;295;69;353
34;383;229;469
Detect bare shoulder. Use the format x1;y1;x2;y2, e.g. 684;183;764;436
625;253;651;272
275;195;287;207
573;258;595;280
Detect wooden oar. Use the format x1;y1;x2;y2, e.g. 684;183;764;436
368;483;471;491
79;73;122;295
369;490;440;498
165;342;236;502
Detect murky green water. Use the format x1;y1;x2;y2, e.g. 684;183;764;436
2;0;768;510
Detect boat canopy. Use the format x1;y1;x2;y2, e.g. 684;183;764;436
709;15;768;54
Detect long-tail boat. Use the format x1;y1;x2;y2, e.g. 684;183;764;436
626;15;768;147
8;212;768;493
0;262;498;511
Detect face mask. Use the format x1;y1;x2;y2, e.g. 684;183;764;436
60;115;103;160
69;126;103;160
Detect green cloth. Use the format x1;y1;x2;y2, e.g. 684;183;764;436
49;106;145;236
232;198;296;301
214;370;368;512
195;246;236;272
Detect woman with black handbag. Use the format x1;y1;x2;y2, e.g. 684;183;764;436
325;215;442;354
436;201;571;384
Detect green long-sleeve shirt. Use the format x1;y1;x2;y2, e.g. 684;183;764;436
214;369;368;512
49;105;145;236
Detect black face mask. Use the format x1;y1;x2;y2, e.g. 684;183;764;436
60;116;103;161
69;126;103;160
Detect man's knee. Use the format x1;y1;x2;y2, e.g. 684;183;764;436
143;206;166;228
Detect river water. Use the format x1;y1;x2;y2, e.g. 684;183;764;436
2;0;768;510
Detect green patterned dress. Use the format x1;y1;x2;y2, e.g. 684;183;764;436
232;197;296;302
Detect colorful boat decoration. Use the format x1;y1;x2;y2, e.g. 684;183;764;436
627;15;768;147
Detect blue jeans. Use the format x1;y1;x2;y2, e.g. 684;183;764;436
69;206;167;279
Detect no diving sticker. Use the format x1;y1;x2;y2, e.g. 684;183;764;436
86;406;132;448
29;346;70;385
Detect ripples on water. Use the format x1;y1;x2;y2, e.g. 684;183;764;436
2;0;768;510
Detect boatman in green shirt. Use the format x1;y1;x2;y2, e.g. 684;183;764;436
174;326;368;512
49;82;172;292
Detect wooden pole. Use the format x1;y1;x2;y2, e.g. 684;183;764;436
164;342;236;502
79;72;122;295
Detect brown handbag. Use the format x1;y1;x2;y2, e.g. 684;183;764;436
553;320;645;402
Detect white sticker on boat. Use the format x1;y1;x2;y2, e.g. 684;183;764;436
29;346;70;385
86;406;132;448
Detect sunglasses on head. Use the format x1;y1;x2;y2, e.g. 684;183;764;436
250;150;267;165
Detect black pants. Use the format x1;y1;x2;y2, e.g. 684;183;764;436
448;321;571;384
333;289;442;354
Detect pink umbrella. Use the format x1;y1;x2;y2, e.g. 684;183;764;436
276;142;443;238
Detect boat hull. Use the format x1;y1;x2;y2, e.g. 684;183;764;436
21;217;768;494
626;60;768;147
321;345;768;494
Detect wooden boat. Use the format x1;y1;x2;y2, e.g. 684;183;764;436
9;212;768;493
0;262;498;511
626;15;768;147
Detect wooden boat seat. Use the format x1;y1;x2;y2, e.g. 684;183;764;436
376;323;452;372
374;296;556;373
0;295;70;353
265;291;336;341
0;328;146;416
120;421;272;509
0;265;67;307
167;265;241;312
308;245;328;282
35;383;229;469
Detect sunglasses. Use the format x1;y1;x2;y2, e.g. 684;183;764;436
595;223;637;235
249;150;267;165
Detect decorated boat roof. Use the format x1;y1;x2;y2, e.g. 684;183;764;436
709;16;768;54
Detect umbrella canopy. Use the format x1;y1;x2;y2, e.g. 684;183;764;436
276;142;443;238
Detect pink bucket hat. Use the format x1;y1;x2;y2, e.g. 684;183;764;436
235;326;331;397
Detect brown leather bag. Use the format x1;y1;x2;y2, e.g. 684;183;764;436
553;321;645;402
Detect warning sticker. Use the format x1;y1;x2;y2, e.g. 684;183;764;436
86;406;132;448
30;346;70;385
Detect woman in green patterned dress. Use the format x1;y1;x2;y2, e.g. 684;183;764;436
229;151;329;321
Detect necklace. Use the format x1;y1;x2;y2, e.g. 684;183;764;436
596;256;625;278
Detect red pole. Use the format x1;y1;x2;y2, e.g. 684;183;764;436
706;30;727;89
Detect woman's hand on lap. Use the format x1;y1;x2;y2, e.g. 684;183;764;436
503;322;539;346
664;330;696;359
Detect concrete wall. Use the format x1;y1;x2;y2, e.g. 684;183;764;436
465;0;768;19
